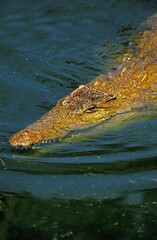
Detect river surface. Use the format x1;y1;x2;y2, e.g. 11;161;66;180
1;0;157;239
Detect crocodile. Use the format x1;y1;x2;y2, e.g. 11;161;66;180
9;14;157;148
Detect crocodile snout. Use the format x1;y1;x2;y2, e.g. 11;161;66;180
9;129;43;148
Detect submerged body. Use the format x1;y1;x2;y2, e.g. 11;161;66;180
9;14;157;148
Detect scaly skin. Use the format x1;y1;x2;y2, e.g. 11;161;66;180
9;14;157;148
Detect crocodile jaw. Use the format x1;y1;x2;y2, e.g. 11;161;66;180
9;128;68;148
9;129;44;148
9;115;69;148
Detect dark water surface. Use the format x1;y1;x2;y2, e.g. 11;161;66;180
1;0;157;239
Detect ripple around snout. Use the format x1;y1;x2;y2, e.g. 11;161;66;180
4;115;157;165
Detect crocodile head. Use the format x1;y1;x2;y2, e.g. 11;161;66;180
9;85;116;148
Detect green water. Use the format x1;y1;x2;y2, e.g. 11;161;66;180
1;0;157;239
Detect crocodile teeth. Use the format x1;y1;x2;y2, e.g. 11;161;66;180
41;140;53;144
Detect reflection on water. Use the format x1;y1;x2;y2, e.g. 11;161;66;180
0;191;157;240
1;0;157;239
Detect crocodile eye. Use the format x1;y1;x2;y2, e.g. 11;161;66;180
86;106;97;113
